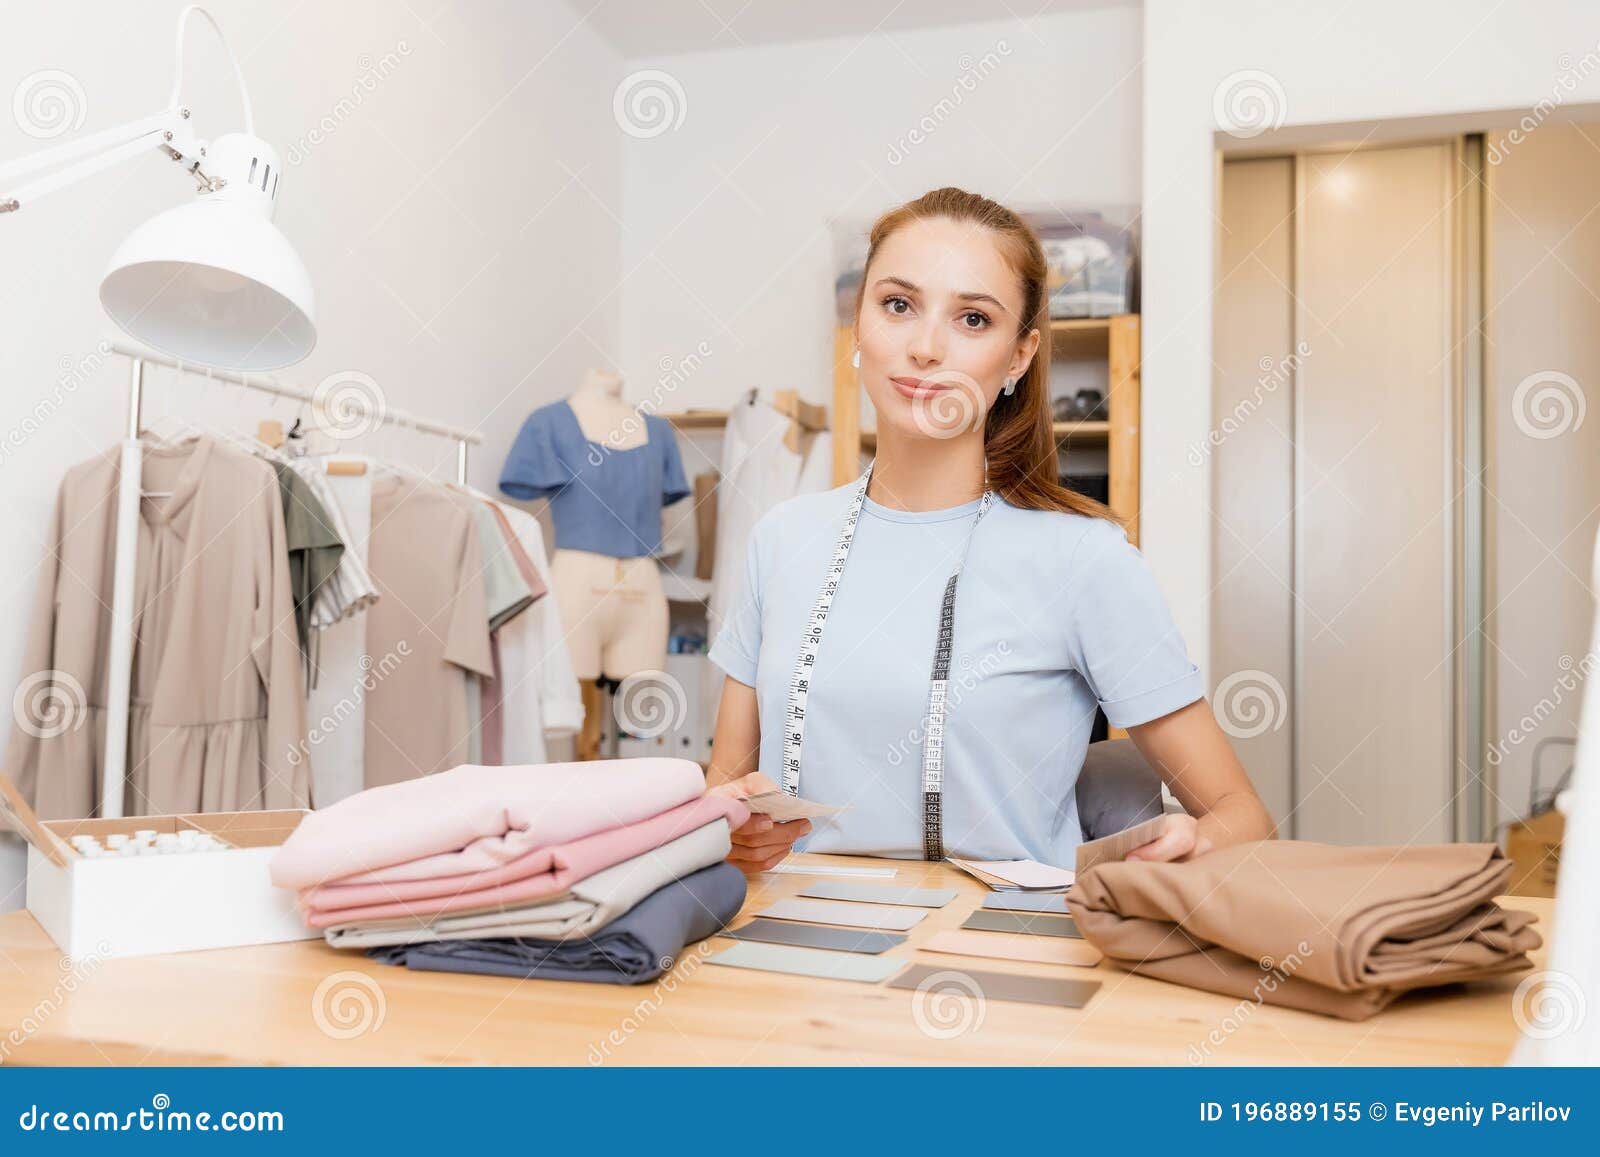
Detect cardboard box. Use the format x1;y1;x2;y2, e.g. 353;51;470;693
0;774;318;959
1505;806;1565;898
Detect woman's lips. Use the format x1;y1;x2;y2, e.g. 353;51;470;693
890;375;953;400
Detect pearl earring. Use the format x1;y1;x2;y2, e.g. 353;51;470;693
1002;376;1016;395
851;348;861;369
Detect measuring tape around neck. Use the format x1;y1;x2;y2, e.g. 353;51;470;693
782;460;995;860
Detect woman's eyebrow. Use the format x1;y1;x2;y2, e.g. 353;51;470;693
873;275;1006;310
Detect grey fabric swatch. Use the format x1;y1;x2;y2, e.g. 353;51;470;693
962;909;1083;938
889;963;1101;1008
981;892;1071;914
724;917;906;954
704;941;903;983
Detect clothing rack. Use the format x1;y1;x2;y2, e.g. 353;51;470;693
100;342;484;819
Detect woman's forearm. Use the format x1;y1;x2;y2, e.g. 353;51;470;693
705;676;761;789
1195;789;1278;850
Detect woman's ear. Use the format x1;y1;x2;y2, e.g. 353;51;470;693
1010;327;1042;381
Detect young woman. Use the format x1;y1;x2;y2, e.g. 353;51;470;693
706;187;1275;876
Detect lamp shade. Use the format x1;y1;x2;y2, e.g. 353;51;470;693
99;133;315;371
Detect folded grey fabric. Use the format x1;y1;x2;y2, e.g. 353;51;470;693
325;819;731;949
369;861;747;985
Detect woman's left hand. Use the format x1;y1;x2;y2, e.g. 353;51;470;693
1123;814;1214;863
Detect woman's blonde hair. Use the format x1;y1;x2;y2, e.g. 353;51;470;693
853;186;1118;522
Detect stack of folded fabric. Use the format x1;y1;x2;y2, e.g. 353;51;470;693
1065;840;1542;1020
269;757;750;985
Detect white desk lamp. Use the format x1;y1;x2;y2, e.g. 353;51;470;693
0;4;316;370
0;5;316;819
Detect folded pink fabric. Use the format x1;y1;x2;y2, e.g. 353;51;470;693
301;794;748;927
270;757;707;890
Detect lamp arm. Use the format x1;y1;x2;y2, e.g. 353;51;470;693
0;6;253;214
0;107;190;213
169;5;254;137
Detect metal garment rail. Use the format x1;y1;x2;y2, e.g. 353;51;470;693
100;343;483;819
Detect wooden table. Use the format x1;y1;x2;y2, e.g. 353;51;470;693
0;853;1551;1065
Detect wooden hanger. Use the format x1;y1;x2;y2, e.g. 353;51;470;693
771;389;828;454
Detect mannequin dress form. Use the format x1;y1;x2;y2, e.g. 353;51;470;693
499;368;691;759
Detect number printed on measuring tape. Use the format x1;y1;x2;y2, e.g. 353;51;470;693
782;462;994;860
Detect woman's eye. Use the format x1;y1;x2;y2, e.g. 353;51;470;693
883;296;910;315
961;311;991;330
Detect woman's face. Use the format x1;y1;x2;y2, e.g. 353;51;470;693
855;215;1040;440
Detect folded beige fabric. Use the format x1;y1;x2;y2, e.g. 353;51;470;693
1065;841;1542;1020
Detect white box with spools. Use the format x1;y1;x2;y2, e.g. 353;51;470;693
0;774;318;960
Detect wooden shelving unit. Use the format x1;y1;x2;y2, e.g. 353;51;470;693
831;312;1143;545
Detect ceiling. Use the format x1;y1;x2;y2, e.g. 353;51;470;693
583;0;1141;59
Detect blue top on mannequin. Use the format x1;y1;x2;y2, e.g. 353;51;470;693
500;399;691;558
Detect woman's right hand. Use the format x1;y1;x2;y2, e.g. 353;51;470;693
707;770;814;876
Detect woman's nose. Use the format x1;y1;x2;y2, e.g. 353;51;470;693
907;317;945;364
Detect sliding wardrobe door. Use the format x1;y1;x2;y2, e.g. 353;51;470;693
1212;157;1296;827
1293;142;1459;845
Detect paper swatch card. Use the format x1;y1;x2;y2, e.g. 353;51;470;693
888;963;1101;1009
982;892;1070;914
922;929;1103;968
962;909;1083;939
725;918;906;955
705;941;902;983
757;897;928;931
743;791;849;823
1074;816;1168;875
769;863;898;879
947;856;1075;892
799;881;958;908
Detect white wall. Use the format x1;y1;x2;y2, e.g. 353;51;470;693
613;6;1144;429
0;0;626;907
1142;0;1600;740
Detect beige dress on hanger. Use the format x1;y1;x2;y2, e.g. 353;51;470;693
362;474;494;787
5;436;310;818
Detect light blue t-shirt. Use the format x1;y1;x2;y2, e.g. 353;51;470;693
707;483;1205;865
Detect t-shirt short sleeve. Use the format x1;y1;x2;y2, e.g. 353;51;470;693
1065;519;1204;729
657;419;692;506
708;522;765;687
499;407;570;501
